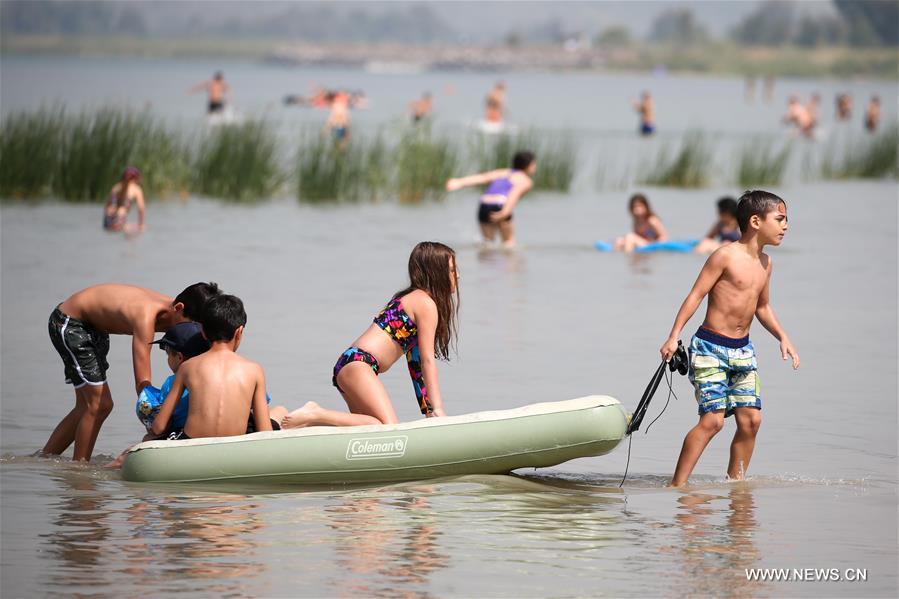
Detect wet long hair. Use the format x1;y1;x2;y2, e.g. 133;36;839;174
628;192;654;217
394;241;459;361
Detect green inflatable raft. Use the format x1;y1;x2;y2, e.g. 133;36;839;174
121;395;628;484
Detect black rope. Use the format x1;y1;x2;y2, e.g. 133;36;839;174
645;367;680;433
619;359;683;488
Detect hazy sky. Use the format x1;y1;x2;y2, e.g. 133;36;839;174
131;1;838;41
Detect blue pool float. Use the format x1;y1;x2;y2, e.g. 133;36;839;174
594;239;699;253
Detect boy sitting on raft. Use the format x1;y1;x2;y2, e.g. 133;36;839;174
43;282;219;461
659;190;800;487
152;294;273;440
139;322;286;437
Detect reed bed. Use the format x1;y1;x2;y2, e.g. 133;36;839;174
0;107;65;198
3;107;896;204
54;109;150;201
296;133;391;203
193;120;282;201
395;129;460;203
736;138;792;187
820;126;898;180
639;132;712;188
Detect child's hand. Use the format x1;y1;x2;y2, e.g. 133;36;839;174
445;178;461;192
489;209;510;222
660;338;679;362
781;338;800;369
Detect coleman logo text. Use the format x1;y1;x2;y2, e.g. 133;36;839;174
346;436;408;460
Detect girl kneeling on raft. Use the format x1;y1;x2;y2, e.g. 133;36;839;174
282;241;459;428
613;192;668;252
445;151;536;248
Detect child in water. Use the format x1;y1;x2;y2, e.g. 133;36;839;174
282;241;459;427
614;193;668;252
660;190;799;486
103;166;145;233
445;151;536;248
694;196;741;254
152;294;273;439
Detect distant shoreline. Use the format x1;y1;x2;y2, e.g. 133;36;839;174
2;35;897;80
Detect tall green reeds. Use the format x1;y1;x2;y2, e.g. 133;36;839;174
0;107;65;198
474;131;577;192
296;133;389;203
736;138;791;187
193;120;283;201
56;109;156;202
395;129;460;203
821;126;898;179
639;131;712;188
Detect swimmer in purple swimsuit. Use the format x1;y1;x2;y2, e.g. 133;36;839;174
445;151;536;247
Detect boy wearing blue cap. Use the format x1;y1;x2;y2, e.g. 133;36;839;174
136;322;211;435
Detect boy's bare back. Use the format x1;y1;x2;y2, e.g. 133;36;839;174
179;347;270;438
60;284;174;334
701;242;772;338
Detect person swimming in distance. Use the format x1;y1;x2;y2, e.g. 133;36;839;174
865;95;881;133
410;92;433;124
445;151;536;248
633;91;655;136
695;196;741;254
103;166;145;233
189;71;230;115
614;193;668;252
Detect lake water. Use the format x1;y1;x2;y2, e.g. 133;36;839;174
1;57;897;597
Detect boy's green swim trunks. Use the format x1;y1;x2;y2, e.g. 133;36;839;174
48;305;110;388
689;327;760;417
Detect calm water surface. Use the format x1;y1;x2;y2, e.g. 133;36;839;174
2;181;896;597
1;57;897;597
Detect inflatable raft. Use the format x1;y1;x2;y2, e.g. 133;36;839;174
122;396;628;485
594;239;699;253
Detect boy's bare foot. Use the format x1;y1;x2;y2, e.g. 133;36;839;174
281;401;321;429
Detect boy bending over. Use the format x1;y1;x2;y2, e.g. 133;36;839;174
44;282;219;461
152;294;272;439
660;190;799;487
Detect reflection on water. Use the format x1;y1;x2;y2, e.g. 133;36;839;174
43;470;114;590
4;462;895;597
670;486;764;597
326;489;446;596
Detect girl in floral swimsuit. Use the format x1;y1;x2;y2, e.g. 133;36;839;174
281;242;460;428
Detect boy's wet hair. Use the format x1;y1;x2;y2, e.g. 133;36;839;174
200;294;247;342
717;196;738;217
512;151;535;171
175;282;221;320
736;190;785;232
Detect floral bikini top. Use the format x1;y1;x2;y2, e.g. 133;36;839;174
373;295;431;415
373;296;418;353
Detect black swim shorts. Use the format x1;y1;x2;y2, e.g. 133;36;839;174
478;203;512;224
246;416;282;433
48;306;110;388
